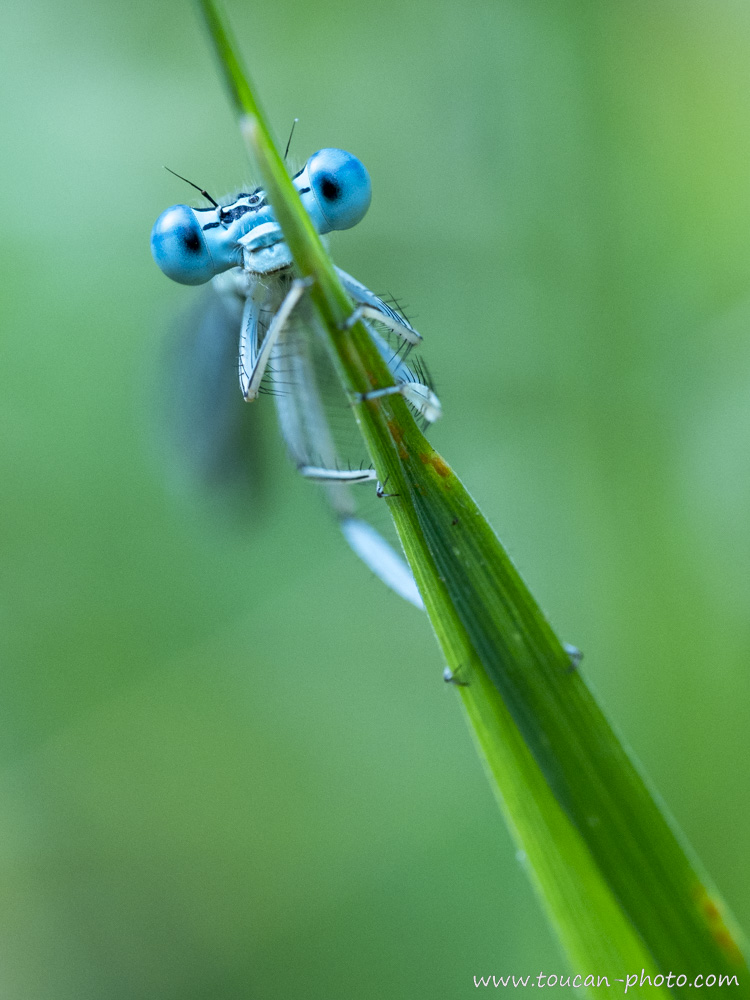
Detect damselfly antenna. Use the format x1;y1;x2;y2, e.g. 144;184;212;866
284;118;299;161
163;166;220;209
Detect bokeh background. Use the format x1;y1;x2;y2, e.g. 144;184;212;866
2;1;750;996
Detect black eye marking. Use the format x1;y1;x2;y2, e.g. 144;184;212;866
202;221;221;231
183;230;202;253
319;175;341;201
297;186;310;195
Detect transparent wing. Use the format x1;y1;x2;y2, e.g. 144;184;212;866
269;291;365;513
269;302;424;607
155;282;266;508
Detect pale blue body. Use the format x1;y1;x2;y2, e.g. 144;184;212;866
151;149;441;609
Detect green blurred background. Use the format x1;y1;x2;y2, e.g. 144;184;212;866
2;1;749;996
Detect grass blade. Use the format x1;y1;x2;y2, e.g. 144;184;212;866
196;1;749;990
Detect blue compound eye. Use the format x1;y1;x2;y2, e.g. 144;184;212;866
150;204;217;285
300;149;372;233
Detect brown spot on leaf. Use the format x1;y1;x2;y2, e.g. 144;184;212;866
703;900;721;923
387;421;409;460
692;884;745;965
419;452;451;479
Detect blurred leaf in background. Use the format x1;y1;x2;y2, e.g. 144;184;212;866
0;1;748;998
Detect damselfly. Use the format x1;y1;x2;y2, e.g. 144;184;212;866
151;148;441;608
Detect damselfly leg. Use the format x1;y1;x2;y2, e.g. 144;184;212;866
239;277;312;401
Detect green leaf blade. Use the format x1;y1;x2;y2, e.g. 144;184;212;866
395;440;748;982
195;2;749;990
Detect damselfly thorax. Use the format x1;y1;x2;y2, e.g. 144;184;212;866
151;149;441;608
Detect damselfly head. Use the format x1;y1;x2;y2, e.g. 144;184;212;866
150;192;277;285
151;149;372;285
